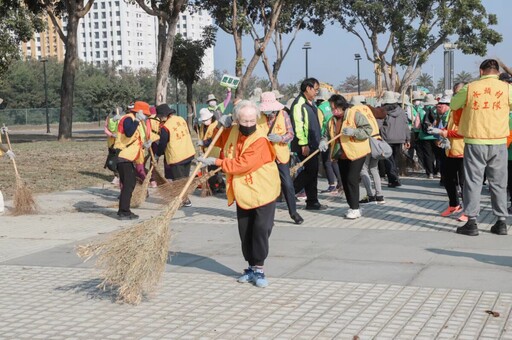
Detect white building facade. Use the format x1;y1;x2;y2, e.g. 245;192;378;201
59;2;214;75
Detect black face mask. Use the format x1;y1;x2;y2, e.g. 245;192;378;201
239;125;256;136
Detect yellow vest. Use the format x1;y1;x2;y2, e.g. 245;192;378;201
114;113;143;162
340;106;371;160
148;116;161;143
134;120;152;164
257;111;291;164
201;121;221;158
163;115;195;165
106;117;118;148
445;112;464;158
458;77;510;140
223;126;280;209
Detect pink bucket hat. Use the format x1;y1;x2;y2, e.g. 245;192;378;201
259;91;284;112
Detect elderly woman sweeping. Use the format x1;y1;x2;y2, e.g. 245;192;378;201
197;100;280;288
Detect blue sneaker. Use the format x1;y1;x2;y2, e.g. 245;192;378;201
237;268;254;283
253;271;268;288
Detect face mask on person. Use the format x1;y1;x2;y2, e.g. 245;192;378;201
203;118;212;126
332;108;343;118
209;100;217;107
239;125;256;136
413;100;421;106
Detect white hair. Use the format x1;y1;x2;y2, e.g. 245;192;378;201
232;100;260;122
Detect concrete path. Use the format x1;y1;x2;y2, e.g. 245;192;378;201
1;175;512;339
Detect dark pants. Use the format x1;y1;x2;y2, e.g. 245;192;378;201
338;156;366;209
384;143;402;184
164;161;192;180
117;161;136;216
321;147;341;185
418;140;437;176
508;160;512;205
293;152;319;205
444;157;464;207
236;201;276;266
278;162;297;216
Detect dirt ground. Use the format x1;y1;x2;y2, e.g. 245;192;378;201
0;123;117;199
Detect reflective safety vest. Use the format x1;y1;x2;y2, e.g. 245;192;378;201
223;126;280;209
162;115;195;164
148;116;161;143
458;77;510;142
257;111;291;164
106;117;118;148
114;113;145;161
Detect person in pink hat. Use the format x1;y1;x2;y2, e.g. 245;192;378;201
258;91;304;224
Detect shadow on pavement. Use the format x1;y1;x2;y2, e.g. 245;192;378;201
73;201;119;219
55;278;118;302
427;248;512;267
79;170;113;182
168;251;239;277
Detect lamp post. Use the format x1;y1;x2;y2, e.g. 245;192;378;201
354;53;362;95
302;42;311;78
443;43;457;93
40;59;50;133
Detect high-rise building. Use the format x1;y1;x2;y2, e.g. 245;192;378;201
21;4;214;76
175;9;214;77
21;15;65;61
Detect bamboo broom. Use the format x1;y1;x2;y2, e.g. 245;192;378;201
130;164;154;208
76;126;225;304
2;125;38;215
290;132;343;177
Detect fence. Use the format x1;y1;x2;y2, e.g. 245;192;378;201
0;103;234;127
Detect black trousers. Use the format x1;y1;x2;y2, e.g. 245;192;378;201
117;161;136;216
418;140;438;176
236;201;276;266
338;156;366;209
164;161;191;180
509;160;512;205
444;157;464;207
277;162;297;216
384;143;402;184
293;152;319;205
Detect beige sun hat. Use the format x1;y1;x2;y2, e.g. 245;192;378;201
381;91;398;105
272;89;284;100
259;91;284;112
199;108;214;121
315;88;332;101
423;94;438;106
206;94;217;103
412;91;424;101
349;95;366;105
398;93;411;106
438;95;452;105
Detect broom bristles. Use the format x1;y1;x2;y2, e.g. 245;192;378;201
76;199;180;304
131;167;154;208
12;177;38;216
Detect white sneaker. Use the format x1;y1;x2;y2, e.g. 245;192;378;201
111;177;120;185
345;209;361;219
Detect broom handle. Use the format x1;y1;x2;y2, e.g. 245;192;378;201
2;124;21;179
177;126;225;200
296;132;343;168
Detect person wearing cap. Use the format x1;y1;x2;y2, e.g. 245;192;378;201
320;94;373;219
417;93;441;179
410;91;425;166
318;88;342;194
289;78;326;210
450;59;512;236
104;107;124;185
427;87;467;222
379;91;410;188
156;103;196;207
258;91;303;225
206;87;232;121
197;107;224;194
114;101;152;220
197;100;280;288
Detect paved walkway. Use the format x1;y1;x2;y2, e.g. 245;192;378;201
1;175;512;339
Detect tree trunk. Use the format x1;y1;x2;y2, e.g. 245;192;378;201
233;30;244;98
186;81;194;129
58;14;79;141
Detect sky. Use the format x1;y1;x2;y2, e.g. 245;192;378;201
213;0;512;88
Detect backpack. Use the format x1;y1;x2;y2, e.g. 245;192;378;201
369;135;392;160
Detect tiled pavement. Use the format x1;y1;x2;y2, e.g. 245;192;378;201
1;174;512;339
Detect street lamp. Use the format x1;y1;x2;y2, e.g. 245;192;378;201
40;59;50;133
354;53;362;95
443;43;457;93
302;42;311;79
